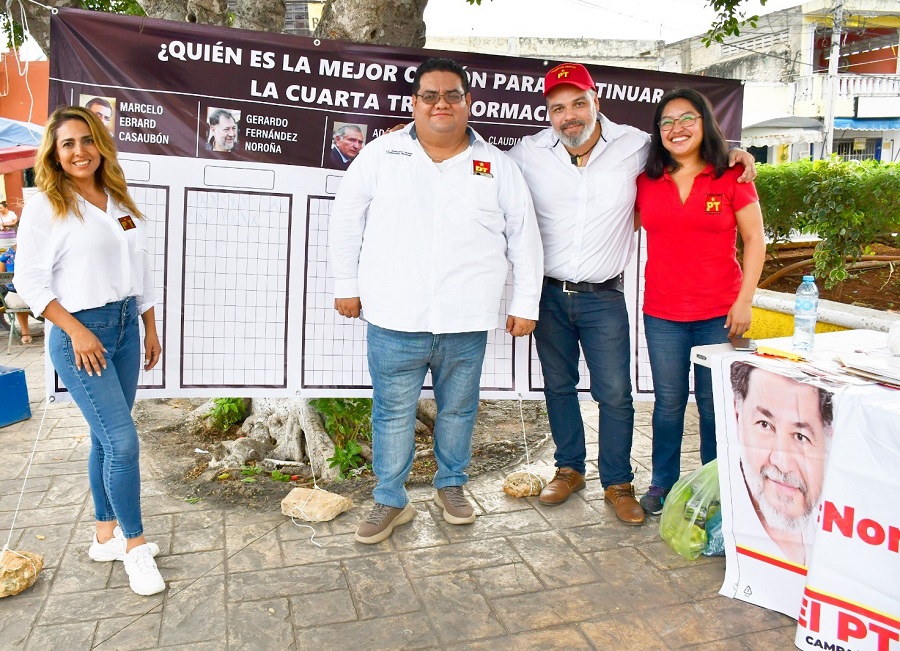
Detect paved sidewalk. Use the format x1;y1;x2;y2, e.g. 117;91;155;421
0;337;795;650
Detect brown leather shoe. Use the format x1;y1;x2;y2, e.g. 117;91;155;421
604;483;645;526
539;467;586;505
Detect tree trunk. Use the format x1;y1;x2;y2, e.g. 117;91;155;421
314;0;428;47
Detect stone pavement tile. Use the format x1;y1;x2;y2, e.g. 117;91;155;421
579;612;670;649
42;586;163;625
280;531;385;567
27;460;87;477
0;456;27;481
225;519;283;556
505;530;600;587
468;488;534;515
277;516;335;541
109;550;224;590
159;575;226;646
581;547;691;611
471;562;544;599
638;539;725;571
645;595;794;648
170;524;225;554
0;475;51;497
290;588;357;628
0;489;42;511
47;549;114;593
226;597;295;650
226;533;285;573
294;612;439;650
8;522;81;568
153;640;225;650
490;581;619;633
141;494;203;517
223;509;284;526
734;624;799;649
561;518;662;554
0;595;42;649
26;621;96;651
389;503;452;550
531;491;607;529
440;508;551;544
40;473;90;506
401;538;521;579
93;613;163;650
418;571;505;645
447;625;593;650
227;562;345;602
167;509;225;531
666;557;728;601
630;432;655;457
344;554;419;619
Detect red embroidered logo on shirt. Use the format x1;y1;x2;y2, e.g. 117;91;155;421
473;160;492;177
118;215;136;231
705;194;723;214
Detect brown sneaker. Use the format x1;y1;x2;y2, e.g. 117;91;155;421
539;467;586;506
434;486;476;525
354;502;416;544
604;483;645;526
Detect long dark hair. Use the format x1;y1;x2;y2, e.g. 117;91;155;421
645;88;729;180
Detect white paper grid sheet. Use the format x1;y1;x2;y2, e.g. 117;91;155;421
181;189;291;388
301;195;516;391
133;185;168;390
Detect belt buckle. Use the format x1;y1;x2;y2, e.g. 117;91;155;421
562;280;577;294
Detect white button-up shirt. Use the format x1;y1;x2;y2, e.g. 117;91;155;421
330;124;543;334
14;192;156;317
508;114;649;284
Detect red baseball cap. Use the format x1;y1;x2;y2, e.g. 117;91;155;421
543;63;596;97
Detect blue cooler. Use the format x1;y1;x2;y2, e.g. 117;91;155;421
0;366;31;427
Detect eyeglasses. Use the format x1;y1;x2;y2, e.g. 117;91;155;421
659;114;700;131
415;91;465;105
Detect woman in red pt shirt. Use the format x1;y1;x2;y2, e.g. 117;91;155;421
635;88;765;516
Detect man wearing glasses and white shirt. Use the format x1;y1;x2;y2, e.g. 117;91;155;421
330;57;543;544
508;63;756;525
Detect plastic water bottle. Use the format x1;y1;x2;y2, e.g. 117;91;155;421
792;275;819;353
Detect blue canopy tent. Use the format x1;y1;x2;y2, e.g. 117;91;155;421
0;117;43;174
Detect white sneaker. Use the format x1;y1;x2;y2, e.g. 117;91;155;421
89;526;160;562
123;543;166;596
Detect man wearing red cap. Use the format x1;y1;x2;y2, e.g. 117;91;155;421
508;62;756;526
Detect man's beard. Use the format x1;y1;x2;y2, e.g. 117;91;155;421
744;462;816;533
556;107;597;149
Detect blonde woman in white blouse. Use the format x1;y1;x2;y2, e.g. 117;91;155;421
14;106;165;596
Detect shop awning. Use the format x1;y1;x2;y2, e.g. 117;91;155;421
834;117;900;131
741;116;824;148
0;145;37;174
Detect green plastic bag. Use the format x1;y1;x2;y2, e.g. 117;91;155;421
659;459;720;560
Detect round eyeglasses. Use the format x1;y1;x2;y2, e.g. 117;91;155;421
659;114;700;131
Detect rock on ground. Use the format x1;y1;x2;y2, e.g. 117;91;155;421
503;470;548;498
281;487;354;522
0;550;44;598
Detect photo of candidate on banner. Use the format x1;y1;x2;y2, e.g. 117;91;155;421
718;357;835;617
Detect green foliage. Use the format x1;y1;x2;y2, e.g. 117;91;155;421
755;159;900;289
207;398;247;432
310;398;372;480
240;464;262;483
2;0;144;50
327;439;365;480
703;0;765;45
308;398;373;446
271;469;292;482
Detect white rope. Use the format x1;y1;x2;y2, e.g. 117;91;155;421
285;432;323;547
1;398;50;577
503;393;546;495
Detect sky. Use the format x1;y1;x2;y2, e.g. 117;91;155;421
423;0;807;44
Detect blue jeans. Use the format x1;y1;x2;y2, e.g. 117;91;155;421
534;284;634;487
48;298;145;538
643;313;729;490
367;324;487;509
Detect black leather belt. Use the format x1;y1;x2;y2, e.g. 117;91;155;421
545;274;623;293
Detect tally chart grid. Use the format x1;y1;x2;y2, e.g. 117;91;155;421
302;196;515;391
132;185;168;389
182;189;290;388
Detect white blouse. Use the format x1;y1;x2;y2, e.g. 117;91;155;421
14;191;155;317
